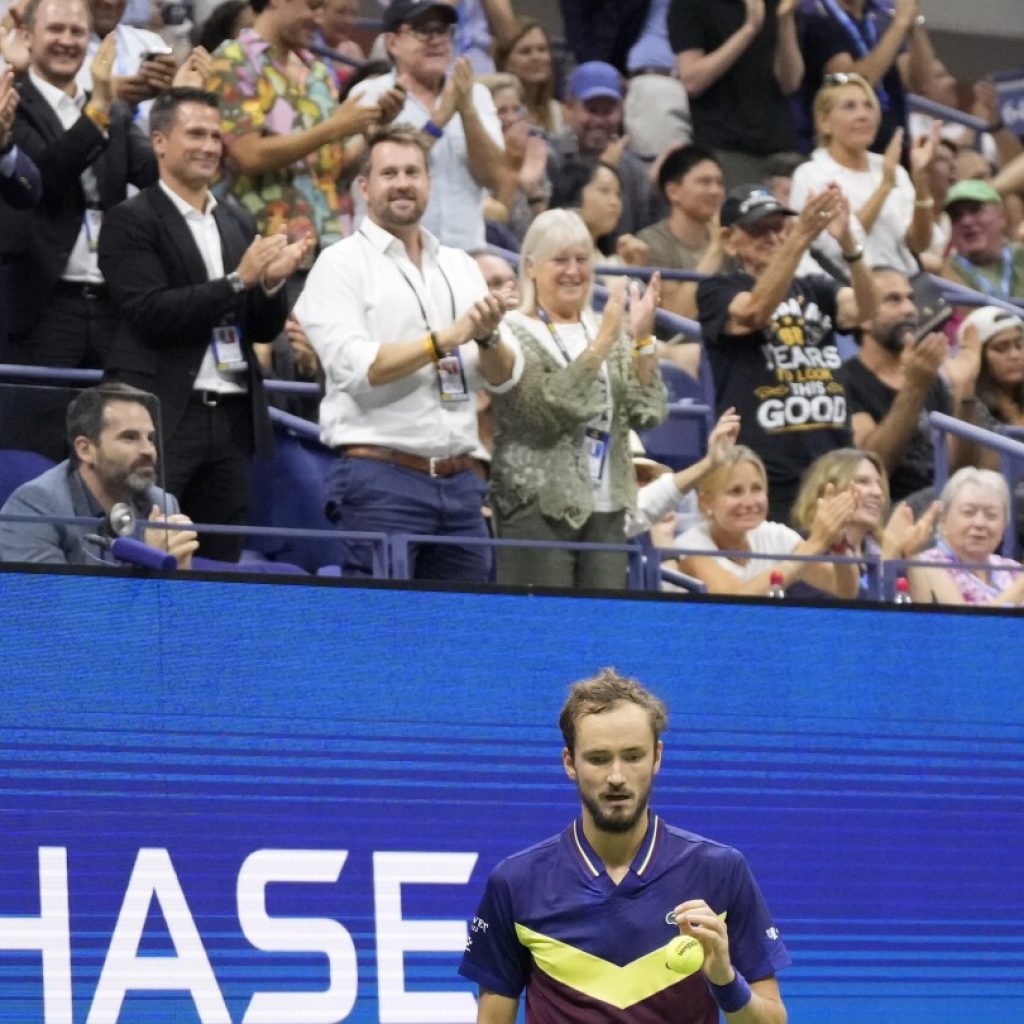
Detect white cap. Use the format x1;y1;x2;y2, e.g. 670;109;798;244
958;305;1024;347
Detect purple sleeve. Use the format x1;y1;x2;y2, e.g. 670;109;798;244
724;850;792;982
458;866;531;999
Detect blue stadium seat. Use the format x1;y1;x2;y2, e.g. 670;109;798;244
0;449;56;506
248;427;339;572
638;402;713;471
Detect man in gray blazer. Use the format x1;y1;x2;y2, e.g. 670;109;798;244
0;383;197;567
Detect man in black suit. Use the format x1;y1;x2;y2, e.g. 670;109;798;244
6;0;156;458
99;87;308;562
0;66;42;353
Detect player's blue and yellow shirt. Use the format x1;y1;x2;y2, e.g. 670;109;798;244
459;814;790;1022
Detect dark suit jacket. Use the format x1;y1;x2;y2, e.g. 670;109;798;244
10;74;156;325
98;184;287;458
0;146;42;348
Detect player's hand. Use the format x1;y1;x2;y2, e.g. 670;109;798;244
670;899;733;984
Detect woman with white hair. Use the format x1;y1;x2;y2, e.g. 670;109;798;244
489;209;668;588
910;467;1024;606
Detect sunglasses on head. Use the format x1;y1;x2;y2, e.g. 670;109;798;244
823;72;854;86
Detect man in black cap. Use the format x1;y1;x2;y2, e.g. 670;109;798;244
349;0;505;251
698;183;876;520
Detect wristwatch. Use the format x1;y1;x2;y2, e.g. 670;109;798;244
226;271;246;293
476;329;501;350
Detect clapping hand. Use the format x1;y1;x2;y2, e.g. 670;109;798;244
627;272;660;341
809;481;856;548
882;499;940;560
0;68;18;151
706;408;740;466
264;234;314;289
144;505;199;570
172;46;212;89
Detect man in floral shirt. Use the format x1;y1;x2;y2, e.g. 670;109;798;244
207;0;404;256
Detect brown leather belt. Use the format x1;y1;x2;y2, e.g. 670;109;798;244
337;444;478;478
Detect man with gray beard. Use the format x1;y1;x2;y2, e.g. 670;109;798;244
838;266;981;504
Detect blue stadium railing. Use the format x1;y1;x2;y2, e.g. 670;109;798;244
1;264;1021;591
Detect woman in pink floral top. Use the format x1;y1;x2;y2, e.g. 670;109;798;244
910;467;1024;607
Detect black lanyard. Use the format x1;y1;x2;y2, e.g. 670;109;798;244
535;306;593;366
359;229;457;330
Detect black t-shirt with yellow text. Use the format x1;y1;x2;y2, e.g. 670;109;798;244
698;271;852;519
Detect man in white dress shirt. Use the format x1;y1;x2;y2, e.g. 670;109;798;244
295;123;522;582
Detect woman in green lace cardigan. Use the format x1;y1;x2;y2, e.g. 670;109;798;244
490;209;668;588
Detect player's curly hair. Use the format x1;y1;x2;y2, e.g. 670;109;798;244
559;668;667;756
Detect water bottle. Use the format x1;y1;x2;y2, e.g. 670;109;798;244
767;570;785;599
894;576;912;605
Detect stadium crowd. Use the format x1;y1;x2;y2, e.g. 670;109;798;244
1;0;1024;605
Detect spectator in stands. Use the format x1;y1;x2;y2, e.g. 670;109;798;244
5;2;158;459
551;158;650;273
473;249;519;310
312;0;363;92
790;446;939;595
99;88;307;562
206;0;402;253
490;208;666;589
698;182;876;521
492;17;563;136
0;66;41;349
674;442;859;597
763;151;807;208
547;61;652;239
626;407;741;542
839;266;982;507
967;306;1024;430
480;72;549;243
79;0;176;106
557;0;651;76
668;0;802;188
797;0;937;155
943;180;1024;301
918;136;956;269
195;1;254;54
910;467;1024;606
0;383;198;567
637;143;726;320
294;124;521;582
352;0;505;251
622;0;690;163
791;72;938;278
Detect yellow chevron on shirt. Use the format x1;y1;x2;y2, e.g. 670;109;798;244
514;912;728;1010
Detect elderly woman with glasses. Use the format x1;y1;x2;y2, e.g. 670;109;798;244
790;71;940;277
909;467;1024;606
490;209;667;589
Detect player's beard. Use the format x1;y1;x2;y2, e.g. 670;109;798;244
579;779;653;834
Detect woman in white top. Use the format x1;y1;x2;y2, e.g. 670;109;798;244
791;72;938;277
675;445;859;598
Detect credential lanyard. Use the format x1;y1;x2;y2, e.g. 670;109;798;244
819;0;891;112
360;230;467;402
951;248;1014;301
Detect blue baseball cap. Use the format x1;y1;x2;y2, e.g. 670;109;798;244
567;62;623;102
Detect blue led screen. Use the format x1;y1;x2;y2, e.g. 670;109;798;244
0;572;1021;1023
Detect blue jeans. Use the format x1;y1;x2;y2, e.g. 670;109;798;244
325;456;491;582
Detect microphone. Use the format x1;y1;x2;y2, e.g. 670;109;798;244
86;503;177;571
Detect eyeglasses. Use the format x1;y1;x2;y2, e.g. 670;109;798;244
400;22;456;42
